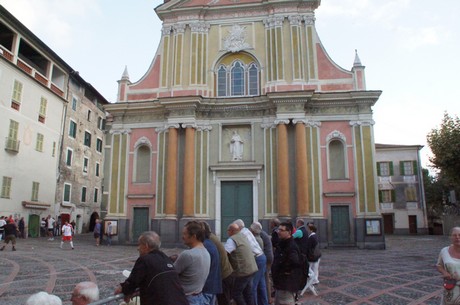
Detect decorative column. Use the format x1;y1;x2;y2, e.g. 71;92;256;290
165;124;179;216
294;119;309;216
183;123;196;216
276;120;290;216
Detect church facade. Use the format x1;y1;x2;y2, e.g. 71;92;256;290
103;0;384;248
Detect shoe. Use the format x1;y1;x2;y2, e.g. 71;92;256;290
0;247;4;251
72;247;74;250
12;247;16;251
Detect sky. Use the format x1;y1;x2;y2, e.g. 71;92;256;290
0;0;459;171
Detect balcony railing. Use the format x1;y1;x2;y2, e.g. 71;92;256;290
5;137;20;152
88;293;139;305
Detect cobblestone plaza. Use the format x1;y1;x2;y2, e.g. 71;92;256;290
0;234;446;305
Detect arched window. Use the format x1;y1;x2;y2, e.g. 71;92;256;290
328;140;346;180
216;54;260;97
135;145;151;183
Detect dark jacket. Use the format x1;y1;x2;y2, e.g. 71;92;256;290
121;250;188;305
3;223;17;237
271;237;304;292
306;232;321;262
294;226;308;256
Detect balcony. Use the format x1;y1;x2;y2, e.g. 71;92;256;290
380;202;393;210
5;137;20;153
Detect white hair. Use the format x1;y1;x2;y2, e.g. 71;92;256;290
250;222;262;234
26;292;62;305
233;219;245;229
76;281;99;302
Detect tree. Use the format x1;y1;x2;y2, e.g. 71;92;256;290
426;112;460;185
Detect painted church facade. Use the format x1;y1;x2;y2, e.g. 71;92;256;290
103;0;384;249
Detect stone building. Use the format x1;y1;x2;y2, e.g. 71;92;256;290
0;5;108;236
104;0;384;248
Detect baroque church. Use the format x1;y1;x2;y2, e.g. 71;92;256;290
103;0;385;249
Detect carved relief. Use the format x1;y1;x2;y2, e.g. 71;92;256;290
326;130;346;143
223;25;250;53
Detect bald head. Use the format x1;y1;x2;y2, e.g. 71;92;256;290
233;219;245;229
227;223;240;236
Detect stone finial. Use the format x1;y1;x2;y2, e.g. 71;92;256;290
353;49;363;67
121;65;130;81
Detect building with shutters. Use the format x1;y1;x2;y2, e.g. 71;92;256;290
0;5;108;237
103;0;385;248
375;144;428;235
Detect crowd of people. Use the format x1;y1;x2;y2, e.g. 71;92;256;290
117;217;321;305
13;217;321;305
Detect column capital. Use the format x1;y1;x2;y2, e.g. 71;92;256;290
274;119;290;125
306;120;321;128
197;124;213;131
349;120;375;127
182;123;197;129
292;118;307;125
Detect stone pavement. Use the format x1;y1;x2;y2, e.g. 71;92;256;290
0;233;448;305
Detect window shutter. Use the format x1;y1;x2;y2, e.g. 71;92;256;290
376;163;381;176
389;162;394;176
391;190;396;202
378;190;383;203
413;161;418;175
400;161;404;176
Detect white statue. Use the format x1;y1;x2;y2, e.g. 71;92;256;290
230;131;244;161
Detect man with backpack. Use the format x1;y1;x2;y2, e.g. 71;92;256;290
271;222;307;305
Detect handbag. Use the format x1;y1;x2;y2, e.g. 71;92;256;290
444;278;457;290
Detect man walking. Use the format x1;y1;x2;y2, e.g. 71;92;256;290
173;221;211;305
60;221;74;249
0;219;18;251
271;222;305;305
47;215;55;240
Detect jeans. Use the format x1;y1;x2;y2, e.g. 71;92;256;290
203;293;216;305
253;254;268;305
187;293;207;305
232;274;255;305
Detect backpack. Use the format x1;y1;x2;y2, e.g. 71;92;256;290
308;243;321;262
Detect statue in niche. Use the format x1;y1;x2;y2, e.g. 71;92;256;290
230;131;244;161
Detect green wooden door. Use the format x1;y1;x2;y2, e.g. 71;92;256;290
331;206;350;244
221;181;253;239
133;207;149;242
28;214;40;238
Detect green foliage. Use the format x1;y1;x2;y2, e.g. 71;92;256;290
423;169;445;218
427;112;460;184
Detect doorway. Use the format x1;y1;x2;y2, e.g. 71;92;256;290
331;205;351;244
133;207;149;242
409;215;417;234
28;214;40;238
383;214;394;234
221;181;253;239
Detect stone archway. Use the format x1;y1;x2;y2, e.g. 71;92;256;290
89;212;99;232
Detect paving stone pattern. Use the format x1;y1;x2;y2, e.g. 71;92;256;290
0;234;448;305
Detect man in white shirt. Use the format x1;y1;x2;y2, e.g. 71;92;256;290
60;221;74;249
47;215;55;240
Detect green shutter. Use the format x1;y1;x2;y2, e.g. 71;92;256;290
389;162;394;176
391;189;396;202
376;162;381;176
400;161;404;175
413;161;418;175
378;190;383;203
